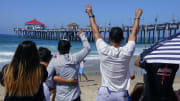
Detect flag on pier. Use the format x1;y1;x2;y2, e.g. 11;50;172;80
141;32;180;64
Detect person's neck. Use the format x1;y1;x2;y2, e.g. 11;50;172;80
60;53;64;55
60;53;69;55
111;43;120;48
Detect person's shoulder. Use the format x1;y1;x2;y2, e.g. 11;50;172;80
123;41;136;47
96;38;103;42
50;55;60;62
120;41;136;56
96;38;107;46
53;55;58;59
127;40;136;43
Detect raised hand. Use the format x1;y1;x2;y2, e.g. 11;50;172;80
128;8;143;41
85;4;102;41
135;8;143;19
85;4;93;16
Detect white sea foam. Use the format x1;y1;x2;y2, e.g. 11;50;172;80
0;52;14;57
0;58;11;63
85;55;99;60
0;45;145;64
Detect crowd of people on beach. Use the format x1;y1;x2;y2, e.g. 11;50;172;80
0;4;180;101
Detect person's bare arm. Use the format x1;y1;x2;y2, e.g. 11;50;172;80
134;58;141;67
128;9;143;41
53;76;77;86
73;29;91;64
85;4;102;42
134;57;144;69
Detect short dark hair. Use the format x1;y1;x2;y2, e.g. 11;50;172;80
38;47;52;63
58;40;71;54
109;27;124;44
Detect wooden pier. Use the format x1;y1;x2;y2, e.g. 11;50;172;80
14;22;180;44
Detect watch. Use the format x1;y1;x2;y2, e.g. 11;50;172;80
89;15;95;18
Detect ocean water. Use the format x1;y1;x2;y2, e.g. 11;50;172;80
0;34;150;69
1;34;180;75
0;34;149;65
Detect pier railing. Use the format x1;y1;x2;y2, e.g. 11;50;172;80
14;22;180;44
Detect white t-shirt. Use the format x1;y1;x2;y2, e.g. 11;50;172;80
96;39;136;91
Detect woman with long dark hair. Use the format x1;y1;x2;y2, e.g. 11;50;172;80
2;41;47;101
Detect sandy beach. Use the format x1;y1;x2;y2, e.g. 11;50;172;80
0;75;180;101
79;75;180;101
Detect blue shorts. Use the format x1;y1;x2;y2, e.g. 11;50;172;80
96;87;128;101
79;67;84;74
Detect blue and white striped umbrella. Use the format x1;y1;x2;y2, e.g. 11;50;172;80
141;32;180;64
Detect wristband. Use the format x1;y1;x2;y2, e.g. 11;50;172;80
89;15;95;18
134;18;140;20
68;80;71;84
68;80;72;91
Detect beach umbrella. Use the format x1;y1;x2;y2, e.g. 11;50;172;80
141;32;180;64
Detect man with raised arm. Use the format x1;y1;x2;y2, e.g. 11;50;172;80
47;29;91;101
85;4;142;101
